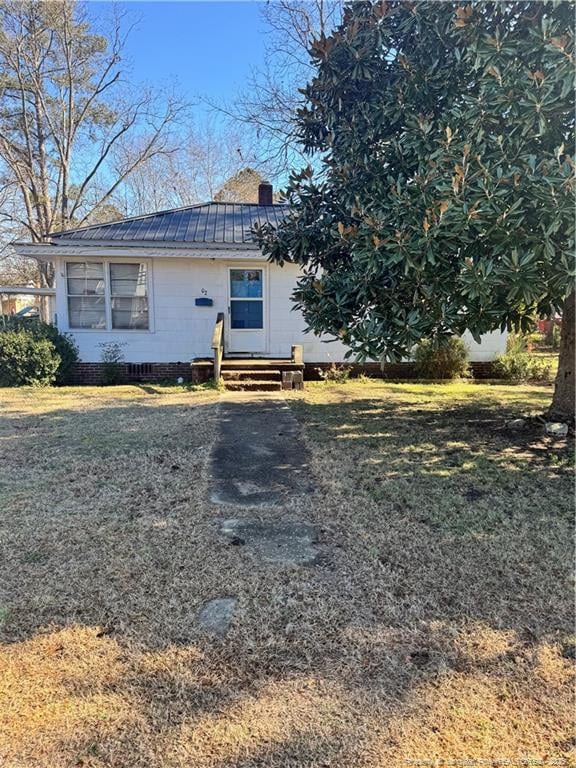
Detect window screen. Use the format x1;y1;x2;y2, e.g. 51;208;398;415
110;263;149;329
66;262;106;329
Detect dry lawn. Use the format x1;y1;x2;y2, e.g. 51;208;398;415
0;381;573;767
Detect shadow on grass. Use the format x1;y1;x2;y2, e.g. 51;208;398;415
0;388;573;766
292;393;572;521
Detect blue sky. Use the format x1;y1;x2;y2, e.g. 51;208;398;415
110;2;268;120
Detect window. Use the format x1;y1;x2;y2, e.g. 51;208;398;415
230;269;262;298
110;263;149;329
229;269;264;329
67;262;106;329
66;261;149;330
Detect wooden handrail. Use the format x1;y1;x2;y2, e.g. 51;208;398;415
211;312;225;381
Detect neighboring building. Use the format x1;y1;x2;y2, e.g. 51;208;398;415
0;287;52;322
12;183;506;385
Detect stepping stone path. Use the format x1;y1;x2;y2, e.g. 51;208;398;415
221;518;319;566
201;395;318;633
210;397;313;507
197;597;237;636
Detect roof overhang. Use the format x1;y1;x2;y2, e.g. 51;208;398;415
0;285;55;295
12;241;266;261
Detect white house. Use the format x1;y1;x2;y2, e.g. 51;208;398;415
13;182;506;387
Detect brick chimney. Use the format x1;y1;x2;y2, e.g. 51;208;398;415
258;181;273;206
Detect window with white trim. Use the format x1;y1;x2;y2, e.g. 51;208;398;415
110;263;149;329
66;261;149;330
67;262;106;329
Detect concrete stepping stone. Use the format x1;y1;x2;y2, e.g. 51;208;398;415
210;397;313;507
221;518;319;566
197;597;237;636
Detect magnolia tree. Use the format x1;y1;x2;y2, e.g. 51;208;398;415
257;1;575;418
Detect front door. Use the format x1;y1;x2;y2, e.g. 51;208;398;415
227;267;266;354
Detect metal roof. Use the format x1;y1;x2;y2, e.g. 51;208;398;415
50;202;288;246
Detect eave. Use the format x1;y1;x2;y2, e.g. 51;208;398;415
12;241;266;261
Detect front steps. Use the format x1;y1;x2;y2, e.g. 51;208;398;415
192;357;304;391
222;368;282;392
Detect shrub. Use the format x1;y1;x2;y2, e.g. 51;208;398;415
506;331;525;354
507;330;546;353
494;351;552;383
316;362;352;383
1;316;78;383
525;331;544;352
0;329;61;386
99;342;125;385
413;337;470;380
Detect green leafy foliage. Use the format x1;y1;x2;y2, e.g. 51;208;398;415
1;317;78;383
256;1;575;363
494;351;552;382
414;337;471;379
99;342;125;386
506;330;543;354
0;329;61;386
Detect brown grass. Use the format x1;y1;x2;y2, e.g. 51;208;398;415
0;381;573;767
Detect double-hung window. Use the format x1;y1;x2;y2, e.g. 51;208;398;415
109;263;149;329
66;261;149;330
66;262;106;329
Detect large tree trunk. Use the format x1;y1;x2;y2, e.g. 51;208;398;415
549;290;575;422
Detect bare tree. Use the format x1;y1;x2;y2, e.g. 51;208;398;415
0;0;187;285
0;246;39;285
0;188;40;284
206;0;341;177
116;122;274;214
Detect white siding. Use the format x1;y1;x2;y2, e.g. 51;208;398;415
267;261;349;361
461;329;507;362
53;253;507;363
55;256;227;363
